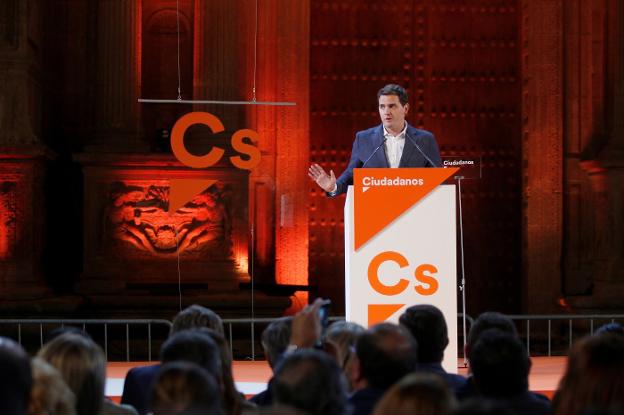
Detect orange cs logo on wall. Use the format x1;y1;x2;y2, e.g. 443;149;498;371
168;112;261;213
352;168;458;325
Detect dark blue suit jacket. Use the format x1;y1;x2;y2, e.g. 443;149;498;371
416;362;467;395
333;123;442;195
120;364;160;415
348;387;387;415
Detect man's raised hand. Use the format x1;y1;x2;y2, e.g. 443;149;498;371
308;163;337;193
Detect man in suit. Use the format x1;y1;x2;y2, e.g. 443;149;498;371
308;84;441;196
121;304;224;415
399;304;467;394
348;323;418;415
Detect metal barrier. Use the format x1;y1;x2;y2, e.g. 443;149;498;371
506;314;624;356
0;319;172;361
222;313;475;361
3;313;620;361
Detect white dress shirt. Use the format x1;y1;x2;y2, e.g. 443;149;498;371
383;123;407;168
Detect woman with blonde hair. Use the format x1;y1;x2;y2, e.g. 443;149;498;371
38;332;137;415
28;357;76;415
372;372;455;415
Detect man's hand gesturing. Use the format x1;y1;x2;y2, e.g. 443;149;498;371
308;163;337;193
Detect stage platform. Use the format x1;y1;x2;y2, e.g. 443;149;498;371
106;356;566;401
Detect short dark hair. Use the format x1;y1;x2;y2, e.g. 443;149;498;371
261;317;293;370
466;312;517;358
151;361;223;415
160;330;221;378
0;337;32;415
595;322;624;336
356;323;418;389
377;84;409;106
469;329;529;397
171;304;223;335
399;304;448;363
452;399;515;415
273;349;348;415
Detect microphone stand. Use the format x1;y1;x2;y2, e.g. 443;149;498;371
456;174;468;367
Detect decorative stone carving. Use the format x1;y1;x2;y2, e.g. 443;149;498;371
106;182;232;258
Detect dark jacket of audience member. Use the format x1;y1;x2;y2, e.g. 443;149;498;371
121;304;223;415
349;323;418;415
399;304;466;392
251;317;293;407
552;333;624;415
456;312;519;400
0;337;32;415
272;349;348;415
469;329;551;415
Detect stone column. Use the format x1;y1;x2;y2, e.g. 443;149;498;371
0;0;50;299
573;0;624;308
193;0;248;130
252;0;310;309
521;0;564;313
89;0;144;151
194;0;310;310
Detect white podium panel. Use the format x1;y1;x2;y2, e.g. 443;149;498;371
345;173;458;373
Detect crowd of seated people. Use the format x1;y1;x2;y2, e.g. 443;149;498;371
0;302;623;415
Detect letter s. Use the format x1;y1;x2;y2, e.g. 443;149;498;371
230;129;261;170
414;263;439;295
368;251;410;296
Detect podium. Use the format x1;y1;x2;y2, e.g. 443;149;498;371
344;168;459;372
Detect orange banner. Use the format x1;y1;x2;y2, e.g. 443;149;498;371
353;168;459;250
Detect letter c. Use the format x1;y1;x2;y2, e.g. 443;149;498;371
171;111;225;168
368;251;410;296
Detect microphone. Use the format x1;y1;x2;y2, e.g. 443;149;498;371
361;137;388;168
406;132;439;167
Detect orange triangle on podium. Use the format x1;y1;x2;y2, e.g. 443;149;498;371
169;179;217;213
354;168;459;250
368;304;405;326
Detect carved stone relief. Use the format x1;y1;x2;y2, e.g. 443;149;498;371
105;181;233;260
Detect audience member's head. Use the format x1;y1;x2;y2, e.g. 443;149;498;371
151;361;222;415
553;333;624;415
595;322;624;336
466;312;518;359
451;399;515;415
171;304;224;335
160;330;221;378
354;323;418;390
27;357;76;415
399;304;449;364
44;327;91;345
324;320;365;369
0;337;32;415
469;329;530;398
259;405;309;415
372;372;455;415
198;328;254;415
37;333;106;415
261;317;293;370
272;349;348;415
